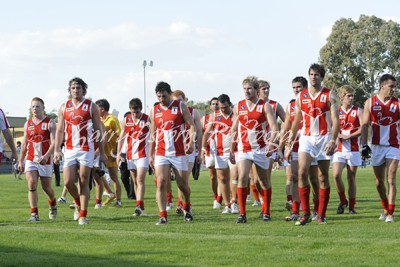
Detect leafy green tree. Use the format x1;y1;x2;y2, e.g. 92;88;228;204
320;15;400;106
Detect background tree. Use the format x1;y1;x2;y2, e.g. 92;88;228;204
320;15;400;106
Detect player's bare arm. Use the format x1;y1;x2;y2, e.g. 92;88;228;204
53;104;65;164
181;102;195;154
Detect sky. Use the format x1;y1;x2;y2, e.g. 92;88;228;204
1;0;400;120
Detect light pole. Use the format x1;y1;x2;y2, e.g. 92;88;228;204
142;60;153;113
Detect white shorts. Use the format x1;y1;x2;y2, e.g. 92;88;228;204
371;145;400;166
237;148;270;170
93;155;100;168
63;149;95;168
269;152;277;160
187;151;195;164
127;157;149;170
25;160;53;177
205;154;215;168
155;155;188;171
298;135;332;161
292;152;318;166
333;151;362;166
215;155;230;169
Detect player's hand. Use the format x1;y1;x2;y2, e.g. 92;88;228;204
99;152;108;165
324;140;336;156
149;155;155;170
54;151;63;165
185;142;194;155
229;152;236;164
200;150;206;164
18;161;24;173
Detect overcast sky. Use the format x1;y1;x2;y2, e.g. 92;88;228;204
1;0;399;120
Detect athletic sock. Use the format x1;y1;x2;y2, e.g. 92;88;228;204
318;187;330;217
287;195;292;202
298;185;310;215
338;191;347;204
31;207;38;214
96;198;102;204
74;197;81;207
292;201;300;215
349;197;356;210
160;210;168;219
262;188;272;215
380;198;389;211
48;199;57;207
79;209;87;218
167;192;173;203
237;187;248;215
213;193;218;201
182;202;191;212
216;195;223;204
251;185;260;201
388;204;395;215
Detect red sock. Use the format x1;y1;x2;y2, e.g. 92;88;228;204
388;204;395;215
177;197;181;206
298;185;310;215
292;201;300;215
80;209;87;218
160;210;167;218
338;191;347;204
48;199;56;207
31;207;38;214
216;195;223;204
237;187;248;215
381;199;389;211
182;202;191;212
96;198;102;204
74;197;81;207
213;193;218;200
287;195;292;202
251;185;260;201
167;192;173;203
262;188;272;215
349;198;356;210
140;200;145;210
318;188;330;217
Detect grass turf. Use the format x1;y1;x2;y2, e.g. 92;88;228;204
0;167;398;266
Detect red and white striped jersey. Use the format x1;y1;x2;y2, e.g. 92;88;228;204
299;88;332;136
237;99;268;152
370;95;400;148
288;99;302;152
213;110;233;156
338;106;361;152
0;108;10;153
124;113;150;160
153;100;186;156
63;99;94;152
25;117;51;164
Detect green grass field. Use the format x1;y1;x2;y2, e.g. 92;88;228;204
0;167;399;266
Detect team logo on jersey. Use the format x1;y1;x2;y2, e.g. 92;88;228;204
375;101;380;106
389;103;397;113
303;93;308;98
339;115;346;119
241;105;246;110
320;94;326;103
82;104;89;111
350;110;356;117
239;111;248;115
29;121;33;126
171;107;178;114
373;106;382;111
139;120;145;127
291;105;295;110
126;123;134;126
155;113;163;118
42;123;47;130
68;102;72;107
66;107;74;112
339;110;343;115
157;108;161;113
256;105;263;113
216;116;222;121
302;99;310;104
28;126;34;130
